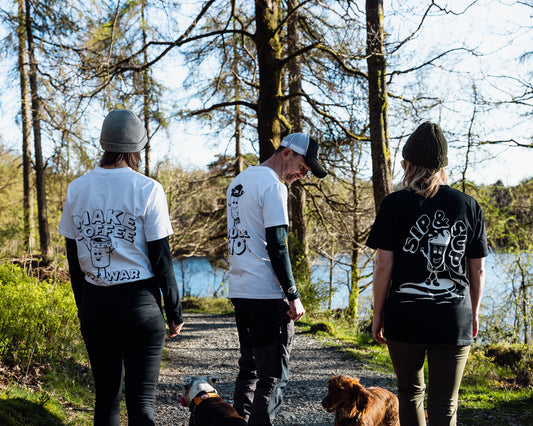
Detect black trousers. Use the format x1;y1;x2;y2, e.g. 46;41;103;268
231;298;294;426
79;279;166;426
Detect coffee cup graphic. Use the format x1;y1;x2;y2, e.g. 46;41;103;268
89;236;113;270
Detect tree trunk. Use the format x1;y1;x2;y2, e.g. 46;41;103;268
233;16;244;176
255;0;283;161
328;236;335;310
25;0;51;259
347;248;360;322
234;104;243;175
17;0;33;250
366;0;392;211
287;0;310;284
346;162;361;322
142;0;151;176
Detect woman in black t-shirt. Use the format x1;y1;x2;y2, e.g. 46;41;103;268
366;122;488;426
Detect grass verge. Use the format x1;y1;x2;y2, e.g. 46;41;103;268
0;359;94;425
2;296;532;425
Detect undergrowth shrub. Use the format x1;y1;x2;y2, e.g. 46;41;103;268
297;276;328;314
0;263;79;368
181;296;233;313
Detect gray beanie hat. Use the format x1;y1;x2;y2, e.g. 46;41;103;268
402;121;448;169
100;109;148;153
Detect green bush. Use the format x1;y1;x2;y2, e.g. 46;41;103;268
0;263;80;367
181;296;234;314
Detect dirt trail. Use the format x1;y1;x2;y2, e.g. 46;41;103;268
154;312;396;426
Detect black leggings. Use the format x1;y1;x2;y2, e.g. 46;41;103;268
79;279;166;426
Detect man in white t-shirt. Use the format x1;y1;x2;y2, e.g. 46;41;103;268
227;133;327;425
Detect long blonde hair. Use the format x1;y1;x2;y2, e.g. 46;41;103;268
401;160;446;198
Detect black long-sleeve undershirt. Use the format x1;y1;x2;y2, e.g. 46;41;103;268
65;238;85;311
265;225;300;301
147;237;184;325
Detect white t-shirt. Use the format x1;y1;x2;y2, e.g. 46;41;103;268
226;165;288;299
58;167;173;286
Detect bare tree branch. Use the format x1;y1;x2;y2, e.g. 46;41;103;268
479;139;533;148
187;100;257;117
388;47;480;81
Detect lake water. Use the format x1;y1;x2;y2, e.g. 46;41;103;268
172;250;530;322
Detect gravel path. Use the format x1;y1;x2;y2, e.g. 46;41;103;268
155;313;396;426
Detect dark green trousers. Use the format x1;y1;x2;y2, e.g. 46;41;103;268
387;340;470;426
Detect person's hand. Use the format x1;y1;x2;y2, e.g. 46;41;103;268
472;313;479;338
288;298;305;321
168;321;184;338
372;315;386;345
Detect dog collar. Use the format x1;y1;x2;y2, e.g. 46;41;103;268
192;391;219;407
187;390;220;423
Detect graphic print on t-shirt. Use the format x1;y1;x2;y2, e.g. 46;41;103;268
228;184;250;256
400;210;468;303
73;208;140;283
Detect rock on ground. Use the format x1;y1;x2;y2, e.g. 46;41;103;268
155;313;396;426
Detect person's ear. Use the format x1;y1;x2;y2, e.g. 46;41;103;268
280;147;291;159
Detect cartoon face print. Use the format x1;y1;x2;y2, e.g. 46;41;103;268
399;210;468;303
91;247;108;267
88;236;113;277
230;194;240;221
228;184;250;256
429;243;446;267
426;230;450;273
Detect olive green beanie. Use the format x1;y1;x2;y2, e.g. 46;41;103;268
402;121;448;169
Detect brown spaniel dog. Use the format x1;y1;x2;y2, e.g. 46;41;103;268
321;375;399;426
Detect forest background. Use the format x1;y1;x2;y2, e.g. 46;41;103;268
0;0;531;330
0;1;532;423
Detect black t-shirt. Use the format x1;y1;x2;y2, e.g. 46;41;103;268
366;186;488;345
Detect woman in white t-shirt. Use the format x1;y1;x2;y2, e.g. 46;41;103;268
58;109;184;425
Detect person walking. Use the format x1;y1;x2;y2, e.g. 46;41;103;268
366;121;488;426
58;109;184;425
226;133;327;425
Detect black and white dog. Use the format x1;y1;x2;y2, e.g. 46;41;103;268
180;376;246;426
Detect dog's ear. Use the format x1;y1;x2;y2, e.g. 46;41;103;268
331;374;349;389
352;381;370;411
183;377;193;389
208;376;218;386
